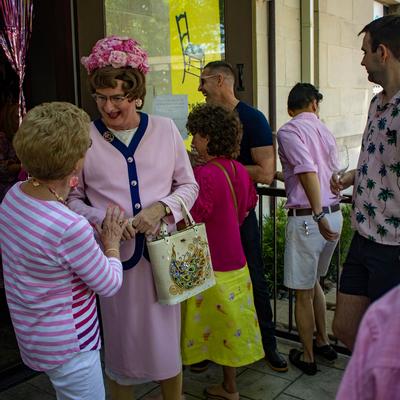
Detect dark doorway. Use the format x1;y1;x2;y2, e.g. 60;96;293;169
24;0;76;109
0;48;25;390
225;0;254;105
0;0;78;389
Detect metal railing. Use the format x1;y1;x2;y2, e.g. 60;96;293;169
0;185;352;392
257;185;351;355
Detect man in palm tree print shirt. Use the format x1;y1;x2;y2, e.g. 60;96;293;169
332;15;400;352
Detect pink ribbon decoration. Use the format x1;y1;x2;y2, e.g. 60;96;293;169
0;0;33;124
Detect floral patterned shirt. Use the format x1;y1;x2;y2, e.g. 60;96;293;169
352;89;400;245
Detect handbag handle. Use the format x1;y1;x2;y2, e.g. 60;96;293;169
151;195;196;240
210;160;239;219
173;194;196;226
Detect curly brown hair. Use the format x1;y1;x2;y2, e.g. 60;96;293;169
186;103;242;159
88;66;146;109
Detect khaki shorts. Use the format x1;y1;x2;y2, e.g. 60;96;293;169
284;211;343;290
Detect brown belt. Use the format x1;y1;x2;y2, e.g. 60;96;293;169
288;203;340;217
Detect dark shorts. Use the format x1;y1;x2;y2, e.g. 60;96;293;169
339;232;400;302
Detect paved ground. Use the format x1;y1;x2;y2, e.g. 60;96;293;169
0;338;348;400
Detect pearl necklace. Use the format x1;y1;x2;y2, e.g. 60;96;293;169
29;178;67;206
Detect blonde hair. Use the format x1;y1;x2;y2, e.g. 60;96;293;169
13;102;90;180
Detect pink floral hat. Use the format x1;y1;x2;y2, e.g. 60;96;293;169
81;36;150;75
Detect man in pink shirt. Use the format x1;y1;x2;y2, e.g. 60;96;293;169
277;83;343;375
332;15;400;352
336;283;400;400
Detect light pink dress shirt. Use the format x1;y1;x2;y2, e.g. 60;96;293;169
277;112;338;208
336;284;400;400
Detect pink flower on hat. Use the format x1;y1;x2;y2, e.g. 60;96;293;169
109;51;127;68
81;36;150;75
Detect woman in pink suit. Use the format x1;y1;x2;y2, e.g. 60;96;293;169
68;36;198;400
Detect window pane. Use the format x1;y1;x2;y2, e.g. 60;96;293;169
105;0;225;144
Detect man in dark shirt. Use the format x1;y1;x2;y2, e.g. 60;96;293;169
196;61;287;372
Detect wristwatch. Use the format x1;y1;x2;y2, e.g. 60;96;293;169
313;211;326;223
159;201;171;216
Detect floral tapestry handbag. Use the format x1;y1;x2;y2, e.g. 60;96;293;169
147;195;215;305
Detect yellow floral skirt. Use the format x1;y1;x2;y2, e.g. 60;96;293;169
181;265;264;367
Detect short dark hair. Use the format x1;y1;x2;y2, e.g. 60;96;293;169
287;83;323;111
186;103;242;159
359;15;400;61
203;61;235;80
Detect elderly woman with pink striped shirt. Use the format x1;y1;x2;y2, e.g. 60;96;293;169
0;102;127;400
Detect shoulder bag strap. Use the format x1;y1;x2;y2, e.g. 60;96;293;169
210;160;239;220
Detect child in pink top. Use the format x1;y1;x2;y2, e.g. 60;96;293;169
181;104;264;400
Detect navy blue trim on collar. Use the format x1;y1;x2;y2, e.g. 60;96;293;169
93;113;149;270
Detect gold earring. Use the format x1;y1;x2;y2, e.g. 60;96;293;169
135;99;143;107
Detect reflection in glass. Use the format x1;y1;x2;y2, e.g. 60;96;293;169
105;0;225;144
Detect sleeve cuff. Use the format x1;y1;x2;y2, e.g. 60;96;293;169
293;164;318;175
159;198;176;224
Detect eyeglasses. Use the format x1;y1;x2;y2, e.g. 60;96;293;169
91;93;129;105
199;74;218;86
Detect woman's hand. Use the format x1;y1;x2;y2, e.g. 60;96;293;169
131;203;165;235
97;206;128;255
121;218;137;241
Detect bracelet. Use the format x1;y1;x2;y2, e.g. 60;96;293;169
312;211;326;223
105;252;120;259
105;248;120;254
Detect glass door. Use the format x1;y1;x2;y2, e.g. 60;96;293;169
105;0;226;145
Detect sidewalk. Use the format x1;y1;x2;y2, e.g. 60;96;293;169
0;338;348;400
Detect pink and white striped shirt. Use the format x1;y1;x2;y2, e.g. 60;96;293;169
0;182;123;371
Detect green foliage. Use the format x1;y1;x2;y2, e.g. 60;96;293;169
261;200;287;295
327;204;353;281
261;202;353;294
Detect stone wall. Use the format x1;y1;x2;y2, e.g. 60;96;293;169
254;0;393;169
255;0;301;131
318;0;374;163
